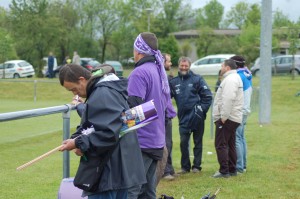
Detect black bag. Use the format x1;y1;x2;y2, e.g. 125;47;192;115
73;140;117;192
73;153;108;192
188;104;204;130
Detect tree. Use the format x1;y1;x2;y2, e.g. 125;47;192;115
237;23;260;65
196;0;224;29
225;1;250;29
153;0;181;37
159;35;180;66
245;3;261;27
8;0;66;77
195;27;215;57
286;24;300;79
273;9;292;28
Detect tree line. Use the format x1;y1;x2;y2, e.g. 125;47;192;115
0;0;299;77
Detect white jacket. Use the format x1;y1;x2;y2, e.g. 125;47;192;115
213;70;243;123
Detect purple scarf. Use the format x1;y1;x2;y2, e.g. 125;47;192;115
134;34;170;95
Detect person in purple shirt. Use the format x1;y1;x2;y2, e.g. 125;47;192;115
127;32;170;199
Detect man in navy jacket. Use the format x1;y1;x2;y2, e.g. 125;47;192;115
169;56;212;174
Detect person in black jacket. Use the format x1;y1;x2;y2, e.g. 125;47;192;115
58;64;146;199
169;56;213;174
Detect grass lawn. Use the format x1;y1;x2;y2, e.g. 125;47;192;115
0;72;300;199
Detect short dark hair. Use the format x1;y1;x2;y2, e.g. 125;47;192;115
230;55;246;68
224;59;237;70
178;56;192;66
162;53;170;63
141;32;158;50
59;64;91;86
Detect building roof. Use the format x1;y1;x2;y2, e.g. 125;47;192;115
170;29;241;39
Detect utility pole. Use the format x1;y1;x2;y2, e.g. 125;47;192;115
145;8;153;32
259;0;272;124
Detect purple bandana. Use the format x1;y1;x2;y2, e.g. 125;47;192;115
134;34;170;95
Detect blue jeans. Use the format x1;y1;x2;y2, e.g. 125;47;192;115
179;119;204;171
235;115;248;172
127;153;157;199
88;189;127;199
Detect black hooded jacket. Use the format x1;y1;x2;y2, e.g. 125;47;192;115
71;75;146;194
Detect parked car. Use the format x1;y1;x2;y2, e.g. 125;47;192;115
0;60;35;78
104;60;123;77
121;57;135;67
190;54;235;75
80;58;101;71
250;55;300;76
42;57;60;77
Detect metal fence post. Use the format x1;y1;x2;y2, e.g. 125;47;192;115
62;104;72;178
34;80;37;102
210;96;214;139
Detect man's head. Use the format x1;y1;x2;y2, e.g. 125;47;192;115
178;56;192;76
59;64;91;98
230;55;246;68
133;32;158;63
162;53;172;71
220;59;237;76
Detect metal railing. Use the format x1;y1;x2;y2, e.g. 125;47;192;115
0;104;75;178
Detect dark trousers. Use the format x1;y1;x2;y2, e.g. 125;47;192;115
179;120;204;171
214;119;240;174
164;118;175;175
127;153;157;199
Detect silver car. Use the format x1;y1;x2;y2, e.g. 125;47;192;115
0;60;35;78
251;55;300;76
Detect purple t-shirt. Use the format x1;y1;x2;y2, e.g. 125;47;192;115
128;62;167;149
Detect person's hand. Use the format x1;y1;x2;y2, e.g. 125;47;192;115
71;95;83;106
73;148;84;156
59;139;76;151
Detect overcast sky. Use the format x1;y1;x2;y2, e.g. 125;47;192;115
0;0;299;22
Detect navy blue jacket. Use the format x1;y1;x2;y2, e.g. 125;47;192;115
169;71;212;129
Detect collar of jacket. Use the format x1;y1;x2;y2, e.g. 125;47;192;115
134;55;156;68
223;70;237;78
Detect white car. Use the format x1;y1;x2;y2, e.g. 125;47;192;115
0;60;35;78
190;54;235;75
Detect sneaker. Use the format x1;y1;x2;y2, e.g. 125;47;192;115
163;174;175;180
211;171;230;178
192;168;200;173
177;169;190;175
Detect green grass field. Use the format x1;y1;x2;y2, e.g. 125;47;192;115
0;72;300;199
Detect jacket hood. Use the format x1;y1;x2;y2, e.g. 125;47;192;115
97;74;128;96
237;67;252;81
87;74;128;99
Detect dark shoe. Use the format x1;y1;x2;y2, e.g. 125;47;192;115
162;174;175;180
177;169;190;175
230;172;237;176
211;171;230;178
